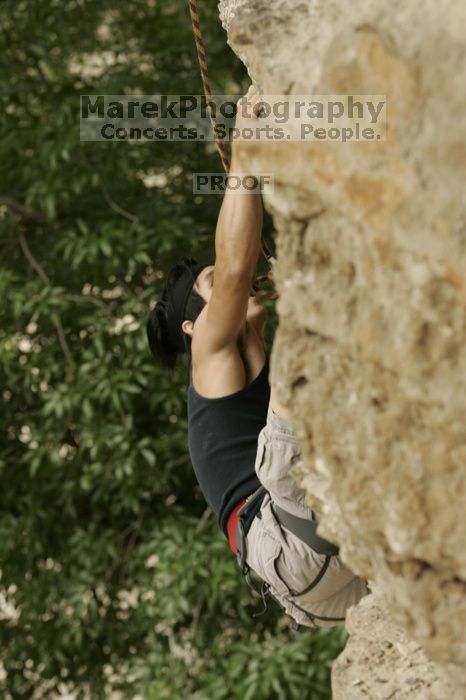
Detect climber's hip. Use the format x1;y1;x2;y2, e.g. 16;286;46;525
247;404;369;628
245;494;368;627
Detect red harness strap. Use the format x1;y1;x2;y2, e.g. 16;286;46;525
226;497;248;554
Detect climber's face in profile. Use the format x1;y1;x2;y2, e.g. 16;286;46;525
181;264;267;343
180;265;265;342
193;265;263;317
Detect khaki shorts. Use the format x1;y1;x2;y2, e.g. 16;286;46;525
245;404;369;629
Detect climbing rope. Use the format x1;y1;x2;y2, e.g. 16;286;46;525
187;0;277;300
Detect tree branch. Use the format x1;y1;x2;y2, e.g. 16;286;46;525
80;151;140;224
18;231;75;371
0;195;50;224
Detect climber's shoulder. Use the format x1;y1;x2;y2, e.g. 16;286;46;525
193;264;258;355
190;321;266;399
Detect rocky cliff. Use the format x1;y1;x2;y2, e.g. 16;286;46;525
219;0;466;696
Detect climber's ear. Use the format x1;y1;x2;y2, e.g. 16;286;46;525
182;319;194;338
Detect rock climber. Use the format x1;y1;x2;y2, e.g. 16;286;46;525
147;85;369;629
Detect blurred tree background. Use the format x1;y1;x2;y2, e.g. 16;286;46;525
0;0;347;698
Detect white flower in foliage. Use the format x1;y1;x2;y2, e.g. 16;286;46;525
109;314;140;335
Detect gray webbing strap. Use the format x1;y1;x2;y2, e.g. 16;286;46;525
272;504;340;557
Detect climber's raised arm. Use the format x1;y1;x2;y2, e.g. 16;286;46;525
213;86;263;274
196;86;264;354
213;151;262;280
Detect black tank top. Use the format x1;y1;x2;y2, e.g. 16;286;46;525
187;354;270;536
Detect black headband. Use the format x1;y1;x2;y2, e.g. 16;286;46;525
166;259;208;352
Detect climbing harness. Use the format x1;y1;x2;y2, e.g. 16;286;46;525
235;486;339;575
235;486;270;599
187;0;278;301
234;484;341;628
271;504;340;557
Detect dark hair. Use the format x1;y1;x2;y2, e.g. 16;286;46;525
146;257;208;372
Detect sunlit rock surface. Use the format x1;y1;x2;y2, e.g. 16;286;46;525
332;593;466;700
219;0;466;694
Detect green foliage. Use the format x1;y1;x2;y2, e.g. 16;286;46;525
0;1;346;697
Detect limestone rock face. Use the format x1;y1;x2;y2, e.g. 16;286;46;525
219;0;466;693
332;592;466;700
